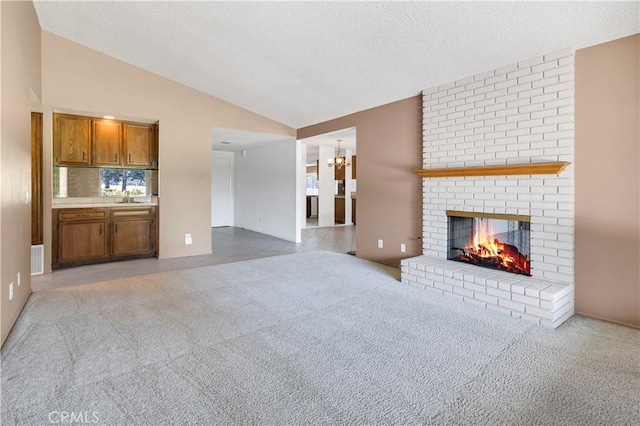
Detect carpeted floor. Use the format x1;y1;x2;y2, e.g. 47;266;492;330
2;251;639;425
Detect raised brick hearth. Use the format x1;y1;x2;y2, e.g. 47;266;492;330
401;257;573;328
402;49;575;328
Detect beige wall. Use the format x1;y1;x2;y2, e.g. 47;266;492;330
1;1;42;345
575;34;640;328
41;31;295;264
298;96;423;266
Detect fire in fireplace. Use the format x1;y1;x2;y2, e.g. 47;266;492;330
447;211;531;276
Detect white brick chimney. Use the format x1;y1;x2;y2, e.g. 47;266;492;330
402;49;575;328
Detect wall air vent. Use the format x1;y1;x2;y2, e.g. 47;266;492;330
31;244;44;275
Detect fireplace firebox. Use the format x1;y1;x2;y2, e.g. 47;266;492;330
447;211;531;276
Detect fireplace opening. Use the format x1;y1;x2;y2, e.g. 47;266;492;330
447;211;531;276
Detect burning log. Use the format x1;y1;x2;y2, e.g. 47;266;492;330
449;218;530;276
451;242;530;276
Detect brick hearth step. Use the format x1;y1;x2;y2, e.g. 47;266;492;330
401;255;574;329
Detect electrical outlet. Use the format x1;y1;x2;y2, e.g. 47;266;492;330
185;233;193;245
17;272;20;286
9;283;13;301
377;239;384;249
400;243;406;253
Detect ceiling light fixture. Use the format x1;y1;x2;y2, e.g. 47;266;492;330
102;115;115;120
327;139;351;169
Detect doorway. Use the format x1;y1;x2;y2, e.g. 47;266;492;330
211;152;233;227
299;128;356;229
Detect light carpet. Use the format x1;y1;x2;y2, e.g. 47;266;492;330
1;251;639;425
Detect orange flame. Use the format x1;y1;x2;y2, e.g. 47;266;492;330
470;220;517;270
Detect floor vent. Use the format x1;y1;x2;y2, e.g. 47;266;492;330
31;244;44;275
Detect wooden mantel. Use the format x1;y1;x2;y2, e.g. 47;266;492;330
416;162;570;178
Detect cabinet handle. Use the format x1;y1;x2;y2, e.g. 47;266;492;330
99;225;103;235
115;223;118;233
83;151;86;161
129;153;132;162
115;153;118;162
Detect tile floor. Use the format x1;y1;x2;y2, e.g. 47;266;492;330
33;226;356;291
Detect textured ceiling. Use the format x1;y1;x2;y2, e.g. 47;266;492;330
33;1;639;129
212;127;294;152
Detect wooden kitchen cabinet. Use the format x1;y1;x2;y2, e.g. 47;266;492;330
53;207;156;269
110;208;156;256
53;113;91;166
31;112;43;245
54;209;108;265
335;197;345;224
351;155;357;179
59;222;108;263
152;123;159;169
352;198;356;225
53;113;158;169
334;164;346;181
92;119;122;166
124;123;155;168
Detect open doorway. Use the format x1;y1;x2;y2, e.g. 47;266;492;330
211;151;233;228
299;128;356;229
211;127;300;243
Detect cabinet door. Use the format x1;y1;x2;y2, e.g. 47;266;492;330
54;114;91;165
31;112;43;245
92;119;122;166
334;164;346;181
352;198;356;225
58;221;108;262
335;197;345;224
124;123;153;167
351;155;357;179
111;218;154;256
151;123;159;169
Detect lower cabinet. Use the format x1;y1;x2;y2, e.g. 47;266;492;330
53;207;156;269
335;197;345;224
352;198;356;225
111;209;155;256
59;221;108;263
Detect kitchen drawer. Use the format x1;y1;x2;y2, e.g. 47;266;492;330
110;207;154;218
58;208;107;221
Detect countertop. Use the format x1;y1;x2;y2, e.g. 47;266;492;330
306;194;356;199
52;203;158;209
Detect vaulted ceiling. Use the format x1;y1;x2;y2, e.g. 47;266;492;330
33;1;639;129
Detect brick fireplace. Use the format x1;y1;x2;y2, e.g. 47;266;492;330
401;49;575;328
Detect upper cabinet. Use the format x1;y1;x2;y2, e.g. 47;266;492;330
92;119;122;166
54;114;91;166
124;123;155;168
53;113;158;169
333;155;356;180
153;123;159;170
352;155;357;179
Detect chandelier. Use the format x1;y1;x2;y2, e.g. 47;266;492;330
327;139;351;169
